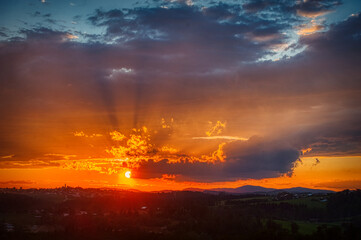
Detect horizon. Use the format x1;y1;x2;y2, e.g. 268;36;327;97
0;183;342;193
1;0;361;192
0;177;357;192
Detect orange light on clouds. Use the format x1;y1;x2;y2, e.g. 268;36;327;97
0;119;360;192
0;155;360;192
297;19;324;36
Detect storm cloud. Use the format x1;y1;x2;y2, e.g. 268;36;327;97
135;136;300;181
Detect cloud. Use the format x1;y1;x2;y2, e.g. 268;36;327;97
43;153;77;160
276;115;361;157
295;0;341;18
19;27;80;42
0;180;35;185
107;68;134;79
222;136;300;178
301;148;312;155
192;136;248;141
73;131;103;138
165;0;194;6
161;118;173;129
0;2;360;183
297;22;324;35
206;121;226;137
242;0;271;13
297;9;331;18
109;131;126;141
87;3;291;65
135;136;300;181
65;33;79;40
0;160;61;169
301;12;361;55
313;158;320;167
315;180;361;190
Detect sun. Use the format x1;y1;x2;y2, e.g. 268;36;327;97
125;171;131;179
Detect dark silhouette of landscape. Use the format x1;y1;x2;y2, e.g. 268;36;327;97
1;186;360;240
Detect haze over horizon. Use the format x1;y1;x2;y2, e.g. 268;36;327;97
1;0;361;192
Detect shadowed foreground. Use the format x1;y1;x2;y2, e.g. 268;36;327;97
1;188;360;240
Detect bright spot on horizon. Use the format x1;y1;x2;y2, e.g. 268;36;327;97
125;171;131;179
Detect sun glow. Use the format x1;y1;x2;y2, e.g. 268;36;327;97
125;171;131;179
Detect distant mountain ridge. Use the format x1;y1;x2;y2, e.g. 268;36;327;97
183;185;334;194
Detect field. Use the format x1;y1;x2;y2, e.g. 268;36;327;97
0;188;360;240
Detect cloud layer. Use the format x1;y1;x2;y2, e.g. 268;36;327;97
0;0;360;182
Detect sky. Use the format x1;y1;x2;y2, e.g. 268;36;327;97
0;0;361;191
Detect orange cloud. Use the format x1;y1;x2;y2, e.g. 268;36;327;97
162;174;176;180
206;121;226;137
44;153;77;160
297;21;324;36
65;33;79;40
106;127;152;167
301;147;312;155
73;131;86;137
209;142;226;163
193;136;248;141
104;125;228;171
297;9;332;18
246;32;281;42
161;117;173;129
73;131;103;138
110;131;126;141
159;146;178;154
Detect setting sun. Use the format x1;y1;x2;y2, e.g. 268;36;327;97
125;171;131;179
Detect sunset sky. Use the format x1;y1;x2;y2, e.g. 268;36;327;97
0;0;361;191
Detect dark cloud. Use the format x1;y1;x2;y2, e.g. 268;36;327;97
87;4;290;66
288;117;361;157
19;27;69;42
241;0;342;17
242;0;271;13
0;31;8;38
223;136;300;176
33;11;52;18
88;9;124;26
295;0;341;17
73;15;82;22
135;136;300;182
202;3;241;20
301;12;361;57
313;158;320;166
33;11;41;17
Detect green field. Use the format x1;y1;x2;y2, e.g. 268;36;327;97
278;197;327;209
229;196;271;202
274;220;341;235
